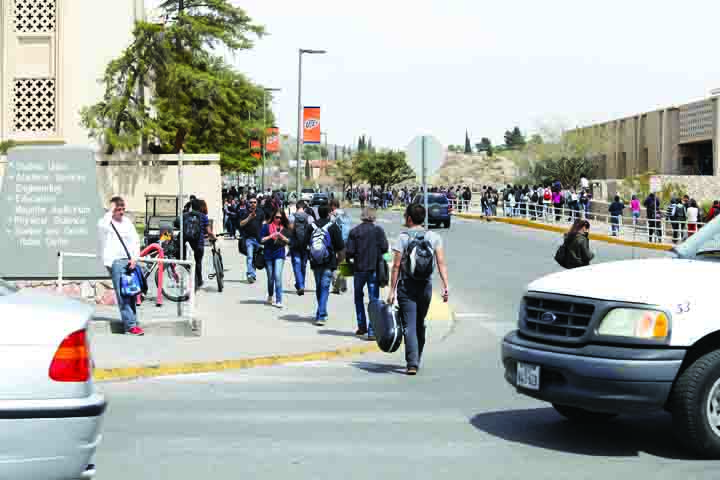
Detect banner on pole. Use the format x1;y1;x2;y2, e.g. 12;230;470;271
250;139;262;160
303;106;321;144
266;127;280;153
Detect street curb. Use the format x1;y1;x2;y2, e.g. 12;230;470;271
456;213;673;252
93;343;381;383
93;294;456;383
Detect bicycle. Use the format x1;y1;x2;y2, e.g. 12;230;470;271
207;237;224;293
140;232;193;303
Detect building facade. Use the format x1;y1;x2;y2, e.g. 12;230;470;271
1;0;144;147
577;95;720;179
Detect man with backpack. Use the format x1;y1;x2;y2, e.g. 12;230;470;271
668;197;687;243
239;197;265;283
387;204;450;376
346;208;389;340
306;205;345;326
289;200;314;296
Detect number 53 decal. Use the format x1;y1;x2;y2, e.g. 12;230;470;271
676;302;691;314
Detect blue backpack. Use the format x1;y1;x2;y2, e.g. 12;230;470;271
334;211;352;242
309;223;333;264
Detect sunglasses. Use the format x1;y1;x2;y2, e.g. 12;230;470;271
274;216;282;220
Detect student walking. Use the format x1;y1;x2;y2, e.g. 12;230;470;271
307;206;345;326
558;219;594;269
346;208;389;340
97;196;145;336
387;204;450;376
239;197;265;283
630;195;641;226
608;195;625;237
687;199;700;237
289;200;313;296
260;208;290;308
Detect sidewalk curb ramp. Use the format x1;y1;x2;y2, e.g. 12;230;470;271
93;294;455;383
456;213;673;252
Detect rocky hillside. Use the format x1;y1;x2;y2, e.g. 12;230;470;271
433;153;520;187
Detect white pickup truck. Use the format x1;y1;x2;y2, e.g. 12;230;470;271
502;218;720;457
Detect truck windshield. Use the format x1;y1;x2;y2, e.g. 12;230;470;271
675;216;720;260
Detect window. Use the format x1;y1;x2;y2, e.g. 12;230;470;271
13;0;56;33
12;78;56;134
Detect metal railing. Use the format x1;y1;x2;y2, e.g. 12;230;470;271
57;251;196;326
457;200;706;245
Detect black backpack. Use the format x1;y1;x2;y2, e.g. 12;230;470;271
293;212;310;249
401;231;435;281
183;211;202;244
673;203;687;221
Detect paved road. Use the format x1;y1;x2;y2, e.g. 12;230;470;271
94;211;719;479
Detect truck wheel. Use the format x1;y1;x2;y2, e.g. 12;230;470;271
671;350;720;458
552;404;618;423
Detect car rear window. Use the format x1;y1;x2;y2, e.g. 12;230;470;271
414;194;448;204
302;189;315;193
0;280;17;296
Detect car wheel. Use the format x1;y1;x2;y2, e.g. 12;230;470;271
552;404;618;423
444;219;451;229
671;350;720;458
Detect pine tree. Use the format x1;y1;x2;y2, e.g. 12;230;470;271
464;130;472;154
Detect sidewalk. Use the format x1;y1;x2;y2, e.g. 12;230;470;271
90;238;454;379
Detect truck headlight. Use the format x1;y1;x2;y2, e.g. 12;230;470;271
597;308;670;340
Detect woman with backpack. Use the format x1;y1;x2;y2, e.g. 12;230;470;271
260;208;291;308
557;219;594;269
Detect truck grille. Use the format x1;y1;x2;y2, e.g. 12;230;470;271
522;296;596;342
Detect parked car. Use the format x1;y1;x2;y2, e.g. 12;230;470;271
301;188;315;202
311;193;330;207
0;281;106;479
413;193;452;228
501;215;720;458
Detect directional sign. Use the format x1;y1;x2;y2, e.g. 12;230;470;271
406;135;444;178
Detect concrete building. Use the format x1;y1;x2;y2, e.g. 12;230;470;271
1;0;145;147
577;94;720;179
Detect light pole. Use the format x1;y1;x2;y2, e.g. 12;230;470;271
262;87;281;193
295;48;326;200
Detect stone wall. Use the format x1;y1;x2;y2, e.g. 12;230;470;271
593;176;720;202
12;280;117;306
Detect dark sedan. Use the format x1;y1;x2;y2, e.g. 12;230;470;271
413;193;452;228
311;193;330;207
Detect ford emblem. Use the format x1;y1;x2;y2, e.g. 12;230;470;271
540;312;557;323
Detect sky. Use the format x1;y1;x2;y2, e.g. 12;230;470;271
149;0;720;150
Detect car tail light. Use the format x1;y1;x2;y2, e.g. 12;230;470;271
49;329;91;382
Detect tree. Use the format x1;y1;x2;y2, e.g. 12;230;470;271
80;0;267;173
331;153;361;193
367;137;374;153
464;131;472;154
504;127;526;150
356;150;416;191
529;134;543;145
531;156;597;189
357;135;367;152
476;137;493;156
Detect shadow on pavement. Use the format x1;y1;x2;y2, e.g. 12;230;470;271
469;408;698;460
279;314;316;324
317;329;361;338
351;361;405;375
224;279;249;285
238;299;268;305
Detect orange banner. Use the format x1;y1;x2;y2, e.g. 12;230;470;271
250;140;261;150
266;127;280;153
303;106;321;144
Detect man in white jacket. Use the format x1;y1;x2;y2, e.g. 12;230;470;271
97;196;145;336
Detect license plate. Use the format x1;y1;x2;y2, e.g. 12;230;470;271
516;362;540;390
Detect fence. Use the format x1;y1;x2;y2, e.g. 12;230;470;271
456;200;705;246
57;251;197;330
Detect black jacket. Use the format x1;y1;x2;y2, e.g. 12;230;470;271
564;233;594;268
346;222;389;273
306;218;345;270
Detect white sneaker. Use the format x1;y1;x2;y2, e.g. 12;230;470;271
273;302;284;309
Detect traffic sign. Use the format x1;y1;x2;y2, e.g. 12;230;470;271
406;135;444;178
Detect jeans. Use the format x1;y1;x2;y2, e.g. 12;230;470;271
107;259;138;332
397;279;432;369
193;244;204;288
312;268;333;322
354;271;379;334
632;211;640;226
265;257;285;304
291;250;308;290
245;238;260;279
610;216;620;235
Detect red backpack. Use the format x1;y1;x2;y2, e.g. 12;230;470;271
543;188;552;201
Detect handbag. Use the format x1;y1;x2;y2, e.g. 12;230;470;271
252;246;266;270
554;241;570;269
111;221;149;295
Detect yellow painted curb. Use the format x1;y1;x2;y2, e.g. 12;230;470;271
456;213;673;252
93;343;380;383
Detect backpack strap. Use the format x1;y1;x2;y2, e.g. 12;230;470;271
110;221;132;260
